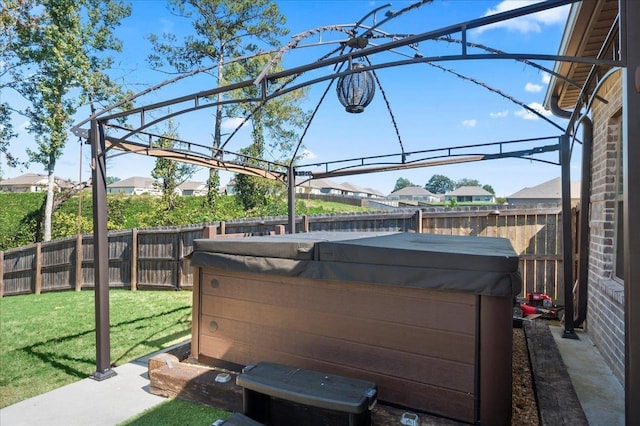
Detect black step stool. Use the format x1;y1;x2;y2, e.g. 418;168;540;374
236;362;377;426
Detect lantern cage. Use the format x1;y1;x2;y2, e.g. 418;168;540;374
336;62;376;113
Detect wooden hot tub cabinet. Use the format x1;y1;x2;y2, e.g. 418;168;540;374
190;232;521;425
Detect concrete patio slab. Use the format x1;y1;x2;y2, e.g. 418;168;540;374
550;325;625;426
0;360;166;426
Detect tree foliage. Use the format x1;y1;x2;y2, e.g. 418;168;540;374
148;0;291;207
226;55;308;211
5;0;131;241
456;178;481;188
482;184;495;194
0;192;44;251
425;174;456;194
393;177;415;192
425;175;496;195
0;103;18;177
151;120;196;210
0;0;37;175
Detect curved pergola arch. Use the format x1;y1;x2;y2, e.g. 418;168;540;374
83;0;608;168
82;0;632;381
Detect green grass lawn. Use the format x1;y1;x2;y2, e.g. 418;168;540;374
118;398;229;426
0;289;193;408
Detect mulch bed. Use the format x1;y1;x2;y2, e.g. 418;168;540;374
512;327;540;425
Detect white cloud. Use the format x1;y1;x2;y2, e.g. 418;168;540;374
301;149;317;160
475;1;569;35
461;119;477;128
221;117;245;130
489;110;509;118
525;82;543;93
514;102;553;120
542;72;551;84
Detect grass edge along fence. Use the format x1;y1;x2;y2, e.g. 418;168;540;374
0;205;574;302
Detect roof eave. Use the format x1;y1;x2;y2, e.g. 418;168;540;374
543;2;583;111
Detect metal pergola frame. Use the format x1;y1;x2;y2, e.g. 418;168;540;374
77;1;638;423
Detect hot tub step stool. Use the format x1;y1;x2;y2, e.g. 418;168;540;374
236;362;377;426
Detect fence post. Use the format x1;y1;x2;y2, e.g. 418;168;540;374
303;215;310;233
75;234;83;291
203;225;217;238
177;230;184;289
131;229;138;291
34;243;42;295
0;250;4;298
415;209;423;233
220;221;226;236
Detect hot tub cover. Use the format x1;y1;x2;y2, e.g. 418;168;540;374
191;232;521;297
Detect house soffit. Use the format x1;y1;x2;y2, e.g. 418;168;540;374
549;0;619;110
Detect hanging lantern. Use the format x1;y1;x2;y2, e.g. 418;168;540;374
336;62;375;113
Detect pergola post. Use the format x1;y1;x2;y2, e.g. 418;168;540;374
622;0;640;423
288;165;296;234
90;119;116;381
560;134;577;339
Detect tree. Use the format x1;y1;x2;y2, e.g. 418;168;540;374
234;145;268;211
0;0;37;176
482;184;495;194
425;174;455;194
151;120;196;210
0;104;18;176
8;0;131;241
148;0;290;207
456;178;481;188
226;55;308;211
393;177;414;192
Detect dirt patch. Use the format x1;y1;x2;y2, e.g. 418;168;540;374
512;327;539;425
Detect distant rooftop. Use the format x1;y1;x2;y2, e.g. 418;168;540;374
508;177;580;199
389;186;435;197
0;173;75;187
108;176;157;188
445;186;493;196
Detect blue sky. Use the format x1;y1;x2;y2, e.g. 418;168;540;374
2;0;579;197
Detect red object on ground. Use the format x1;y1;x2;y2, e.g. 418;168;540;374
519;293;562;319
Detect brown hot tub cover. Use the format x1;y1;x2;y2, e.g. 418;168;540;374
190;232;521;297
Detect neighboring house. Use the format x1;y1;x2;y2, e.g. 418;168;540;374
340;182;385;199
107;177;161;195
295;178;350;196
388;186;439;203
507;177;581;206
0;173;73;193
177;181;207;196
543;0;639;397
444;186;495;203
227;177;385;199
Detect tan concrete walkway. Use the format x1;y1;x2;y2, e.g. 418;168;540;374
0;358;166;426
550;326;625;426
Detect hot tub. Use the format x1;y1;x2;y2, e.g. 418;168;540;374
190;232;521;424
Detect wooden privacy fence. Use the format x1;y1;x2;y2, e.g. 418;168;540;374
0;206;574;302
418;206;574;302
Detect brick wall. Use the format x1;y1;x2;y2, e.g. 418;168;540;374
587;69;625;384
